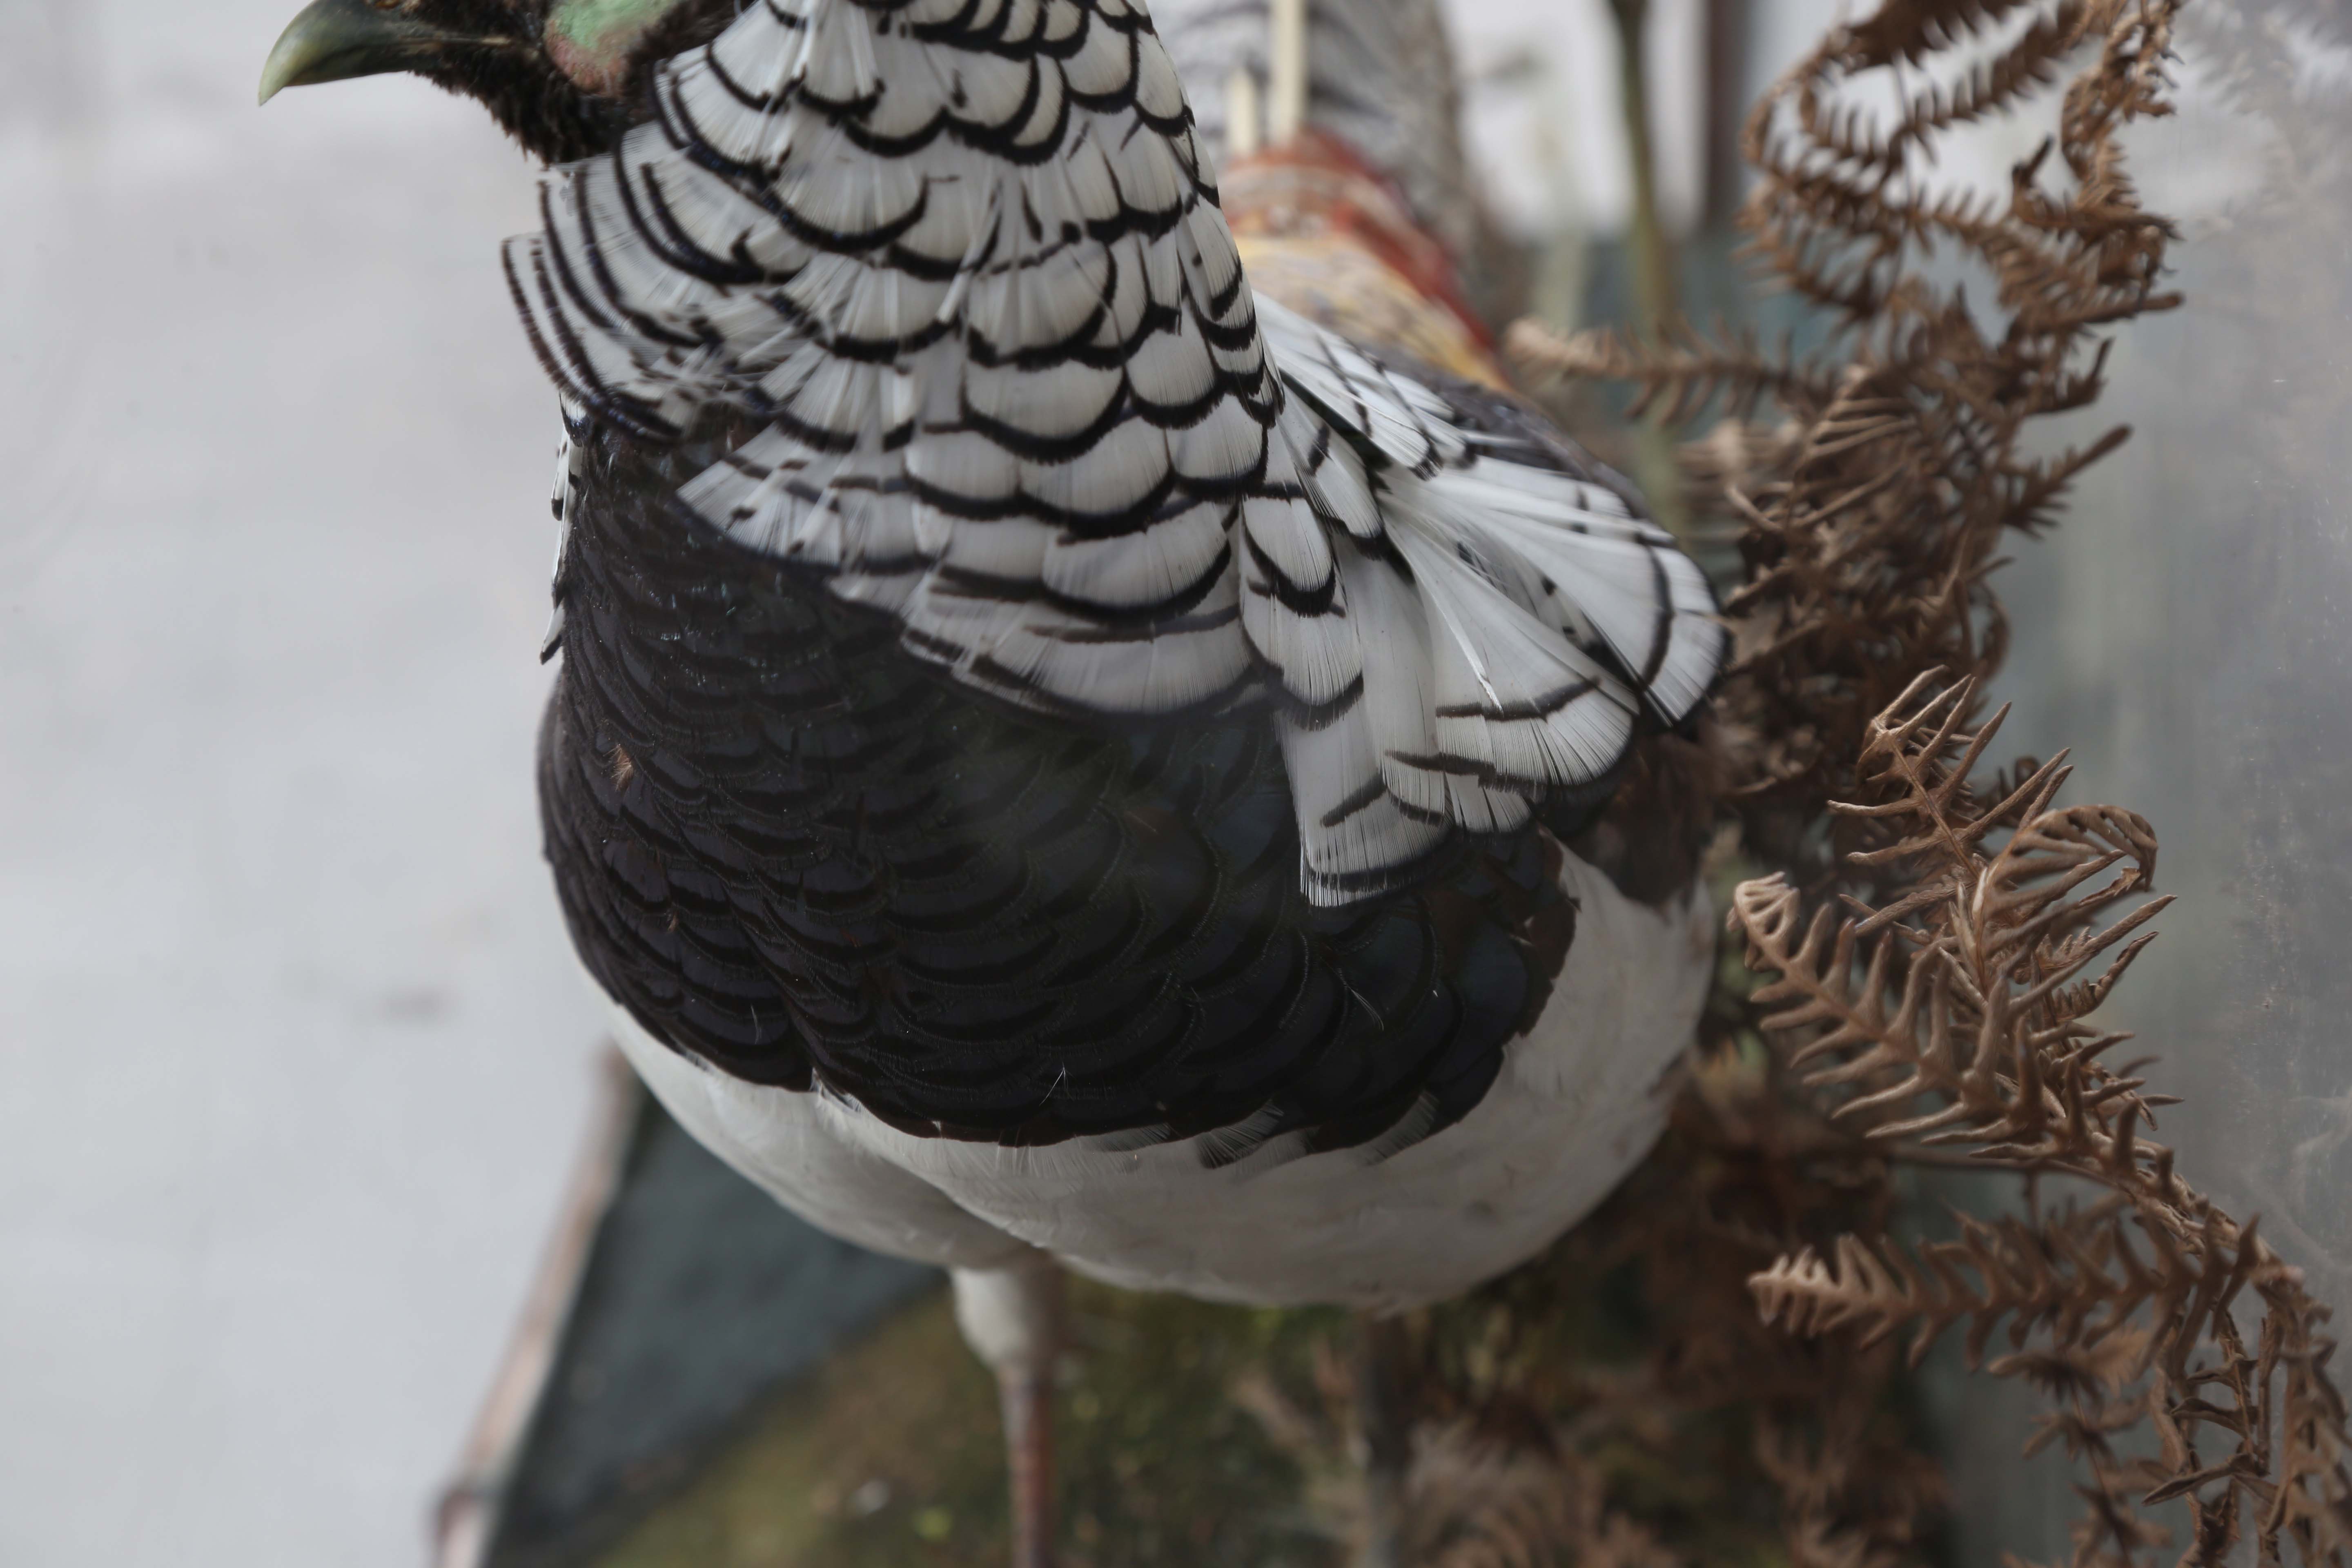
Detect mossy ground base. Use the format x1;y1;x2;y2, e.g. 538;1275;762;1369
593;1280;1348;1568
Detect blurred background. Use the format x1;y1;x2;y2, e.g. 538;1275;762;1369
2;0;2347;1564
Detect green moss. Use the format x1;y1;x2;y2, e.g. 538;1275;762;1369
591;1219;1929;1567
593;1281;1346;1568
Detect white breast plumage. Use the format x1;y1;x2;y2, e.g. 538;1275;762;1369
601;849;1714;1310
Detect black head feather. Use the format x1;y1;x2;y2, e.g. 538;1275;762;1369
261;0;749;162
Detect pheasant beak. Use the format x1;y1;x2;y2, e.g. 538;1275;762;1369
258;0;487;105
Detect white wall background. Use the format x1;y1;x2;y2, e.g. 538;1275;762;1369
0;5;603;1566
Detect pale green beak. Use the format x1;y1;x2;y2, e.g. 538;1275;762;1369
257;0;485;105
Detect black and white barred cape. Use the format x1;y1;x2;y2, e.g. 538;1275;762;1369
508;0;1725;909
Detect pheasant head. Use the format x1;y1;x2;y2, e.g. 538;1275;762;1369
256;0;739;159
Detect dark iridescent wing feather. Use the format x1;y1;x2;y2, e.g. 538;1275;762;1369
541;418;1579;1151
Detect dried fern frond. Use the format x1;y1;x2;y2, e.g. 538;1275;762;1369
1411;0;2352;1560
1511;0;2185;885
1504;320;1837;427
1230;1356;1686;1568
1732;675;2352;1565
1731;675;2176;1156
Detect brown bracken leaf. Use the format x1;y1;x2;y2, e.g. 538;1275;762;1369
1452;0;2352;1559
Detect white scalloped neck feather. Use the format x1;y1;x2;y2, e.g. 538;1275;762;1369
510;0;1726;904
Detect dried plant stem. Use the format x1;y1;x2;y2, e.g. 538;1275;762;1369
1603;0;1692;544
1605;0;1676;340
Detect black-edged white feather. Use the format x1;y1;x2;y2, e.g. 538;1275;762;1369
503;0;1726;905
543;394;592;661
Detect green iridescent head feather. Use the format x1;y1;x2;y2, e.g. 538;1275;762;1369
545;0;696;94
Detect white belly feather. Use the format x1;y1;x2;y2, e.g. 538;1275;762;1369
607;849;1713;1312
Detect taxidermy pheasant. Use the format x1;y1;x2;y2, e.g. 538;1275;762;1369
261;0;1726;1557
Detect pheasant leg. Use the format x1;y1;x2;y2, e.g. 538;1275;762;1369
1356;1311;1414;1568
952;1258;1067;1568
